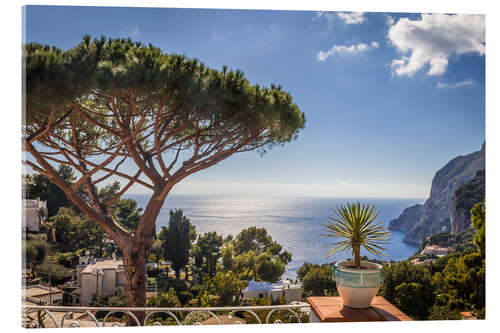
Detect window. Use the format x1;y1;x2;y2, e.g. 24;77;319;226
75;297;80;304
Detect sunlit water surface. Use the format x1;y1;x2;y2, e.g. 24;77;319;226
126;194;422;279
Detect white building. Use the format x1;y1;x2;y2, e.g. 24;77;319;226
242;280;301;303
421;245;449;257
68;257;127;306
22;198;48;232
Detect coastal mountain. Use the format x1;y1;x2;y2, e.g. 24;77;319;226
389;142;485;244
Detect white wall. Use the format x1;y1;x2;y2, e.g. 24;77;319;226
22;204;40;232
101;269;116;295
117;271;126;287
80;269;125;305
80;274;94;306
243;286;301;303
284;288;301;303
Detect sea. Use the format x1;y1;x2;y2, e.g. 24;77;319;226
125;194;423;280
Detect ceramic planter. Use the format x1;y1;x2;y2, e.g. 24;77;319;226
332;261;384;308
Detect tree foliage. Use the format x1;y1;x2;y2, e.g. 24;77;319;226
471;200;485;257
52;251;81;268
149;239;163;264
209;271;247;306
25;36;305;145
381;237;485;320
42;205;120;257
159;210;194;279
298;263;337;298
381;261;434;320
24;36;305;309
23;165;76;216
33;177;145;258
97;288;127;307
24;237;49;270
195;232;223;277
434;252;485;315
231;250;257;280
233;226;275;255
254;252;286;283
147;288;181;308
99;183;143;233
394;282;430;320
453;170;485;225
224;227;291;282
37;262;74;285
221;244;234;271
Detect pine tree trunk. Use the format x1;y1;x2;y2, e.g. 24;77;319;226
118;190;165;325
122;238;151;326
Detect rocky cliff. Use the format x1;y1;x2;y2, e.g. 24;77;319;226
388;204;422;231
449;169;485;234
389;142;485;244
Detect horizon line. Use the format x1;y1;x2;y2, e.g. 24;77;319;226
122;192;427;201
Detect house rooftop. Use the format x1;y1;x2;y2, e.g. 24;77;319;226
243;279;300;292
421;245;449;257
23;285;62;298
424;245;448;250
81;259;124;274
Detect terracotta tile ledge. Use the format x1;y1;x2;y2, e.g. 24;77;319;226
307;296;412;322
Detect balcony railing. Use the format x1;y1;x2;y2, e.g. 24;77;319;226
21;304;311;328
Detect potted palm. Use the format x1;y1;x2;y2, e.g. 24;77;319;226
323;202;390;308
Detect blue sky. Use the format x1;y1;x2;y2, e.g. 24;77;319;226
24;6;485;198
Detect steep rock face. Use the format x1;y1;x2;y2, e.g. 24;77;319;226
449;202;467;235
388;204;422;231
389;142;485;244
449;169;485;234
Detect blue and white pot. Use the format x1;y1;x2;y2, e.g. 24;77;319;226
332;261;384;308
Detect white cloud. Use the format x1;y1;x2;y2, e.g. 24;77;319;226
388;14;485;77
317;41;379;61
385;15;395;26
437;79;477;89
337;12;365;24
313;11;335;22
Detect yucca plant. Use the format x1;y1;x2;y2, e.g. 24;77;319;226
323;202;390;269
